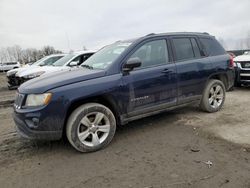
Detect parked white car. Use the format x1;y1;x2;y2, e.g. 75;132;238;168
7;54;65;89
0;62;21;71
15;50;95;82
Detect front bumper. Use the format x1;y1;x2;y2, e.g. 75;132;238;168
14;112;62;140
13;93;64;140
235;63;250;85
7;75;30;88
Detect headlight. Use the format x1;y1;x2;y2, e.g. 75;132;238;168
7;70;18;76
23;71;45;79
25;93;52;107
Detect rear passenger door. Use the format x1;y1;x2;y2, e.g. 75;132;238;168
171;36;211;104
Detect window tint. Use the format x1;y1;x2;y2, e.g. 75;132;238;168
200;38;225;56
191;38;201;57
71;56;80;64
42;56;63;66
173;38;194;61
82;53;93;62
76;54;93;65
130;39;168;68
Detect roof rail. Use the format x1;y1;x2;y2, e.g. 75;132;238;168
203;32;209;35
146;33;155;36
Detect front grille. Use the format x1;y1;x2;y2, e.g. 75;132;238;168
240;61;250;69
240;69;250;74
7;75;21;86
14;93;25;109
240;76;250;81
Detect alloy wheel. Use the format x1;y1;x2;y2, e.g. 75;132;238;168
77;112;110;147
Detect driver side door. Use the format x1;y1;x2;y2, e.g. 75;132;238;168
122;39;177;117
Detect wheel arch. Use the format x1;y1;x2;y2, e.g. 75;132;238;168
62;94;121;137
207;73;229;90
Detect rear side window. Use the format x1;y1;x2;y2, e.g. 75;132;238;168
199;38;225;56
173;38;196;61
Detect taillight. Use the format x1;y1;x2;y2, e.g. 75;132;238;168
229;56;235;68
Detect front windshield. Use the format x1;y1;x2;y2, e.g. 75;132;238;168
32;57;47;65
82;42;132;70
40;56;63;66
53;54;75;66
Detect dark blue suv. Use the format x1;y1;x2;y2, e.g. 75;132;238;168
13;32;235;152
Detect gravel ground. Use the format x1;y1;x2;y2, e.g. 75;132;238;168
0;73;249;188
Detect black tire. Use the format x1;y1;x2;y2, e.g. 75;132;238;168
66;103;116;152
200;79;226;113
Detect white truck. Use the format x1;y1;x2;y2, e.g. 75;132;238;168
234;51;250;87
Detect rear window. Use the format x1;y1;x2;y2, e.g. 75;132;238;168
199;38;225;56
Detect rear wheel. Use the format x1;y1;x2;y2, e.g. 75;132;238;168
66;103;116;152
200;79;226;113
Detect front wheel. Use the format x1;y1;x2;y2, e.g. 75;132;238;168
200;79;226;113
66;103;116;152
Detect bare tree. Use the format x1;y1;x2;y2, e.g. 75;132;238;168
41;46;62;56
0;48;8;63
0;45;62;64
7;45;22;62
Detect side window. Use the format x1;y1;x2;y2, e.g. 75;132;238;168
190;38;201;58
71;56;80;64
173;38;194;61
82;53;93;62
200;38;226;56
130;39;169;68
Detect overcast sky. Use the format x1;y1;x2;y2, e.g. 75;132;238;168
0;0;250;52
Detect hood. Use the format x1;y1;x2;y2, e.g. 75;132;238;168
14;65;40;77
7;67;23;76
7;65;34;76
16;65;57;77
18;68;106;94
234;55;250;62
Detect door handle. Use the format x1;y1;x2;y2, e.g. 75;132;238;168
161;69;172;74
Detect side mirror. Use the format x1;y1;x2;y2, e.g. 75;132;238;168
123;57;142;72
69;61;78;66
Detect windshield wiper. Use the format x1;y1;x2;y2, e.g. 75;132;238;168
82;64;94;69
